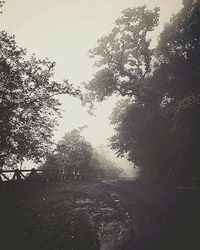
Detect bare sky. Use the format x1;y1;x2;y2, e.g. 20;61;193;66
0;0;183;175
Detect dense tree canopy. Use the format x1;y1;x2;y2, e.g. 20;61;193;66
0;32;79;169
56;129;94;173
42;130;124;179
83;5;159;104
84;0;200;186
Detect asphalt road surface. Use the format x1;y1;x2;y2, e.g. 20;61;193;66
103;180;200;250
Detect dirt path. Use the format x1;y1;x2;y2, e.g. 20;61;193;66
102;180;200;250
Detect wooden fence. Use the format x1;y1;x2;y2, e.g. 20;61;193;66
0;168;86;183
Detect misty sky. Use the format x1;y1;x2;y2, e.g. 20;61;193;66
0;0;183;175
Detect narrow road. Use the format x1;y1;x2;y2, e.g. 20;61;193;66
103;180;200;250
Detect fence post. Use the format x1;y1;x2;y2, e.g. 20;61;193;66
12;169;22;180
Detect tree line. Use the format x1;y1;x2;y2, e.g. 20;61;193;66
41;129;124;179
83;0;200;186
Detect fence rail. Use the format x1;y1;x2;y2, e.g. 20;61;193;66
0;168;89;183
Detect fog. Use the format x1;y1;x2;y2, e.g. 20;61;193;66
0;0;182;176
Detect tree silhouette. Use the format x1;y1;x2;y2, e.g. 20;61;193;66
0;32;80;169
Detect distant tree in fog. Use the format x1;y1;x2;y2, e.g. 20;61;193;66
95;145;124;178
42;131;123;179
42;129;94;177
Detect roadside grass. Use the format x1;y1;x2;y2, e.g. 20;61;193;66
0;181;131;250
0;181;100;250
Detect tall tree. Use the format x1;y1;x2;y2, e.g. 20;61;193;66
84;6;159;103
110;0;200;185
0;31;79;169
85;1;200;186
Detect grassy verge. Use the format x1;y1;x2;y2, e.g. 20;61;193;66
0;181;131;250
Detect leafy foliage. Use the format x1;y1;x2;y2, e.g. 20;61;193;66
57;129;94;173
83;6;159;106
85;0;200;186
0;32;80;169
42;130;123;179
